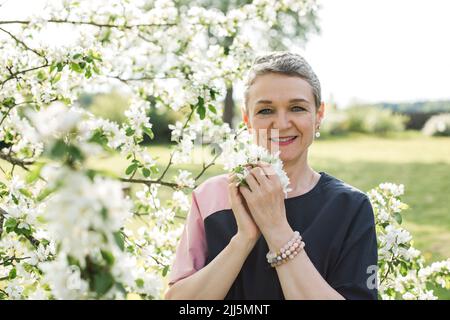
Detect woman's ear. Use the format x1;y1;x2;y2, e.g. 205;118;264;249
242;109;250;127
316;101;325;124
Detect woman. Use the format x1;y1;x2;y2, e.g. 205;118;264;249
165;52;378;300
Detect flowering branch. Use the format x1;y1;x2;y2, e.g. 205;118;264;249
1;63;50;88
119;177;181;190
0;19;176;29
0;207;40;248
0;26;48;61
0;152;33;171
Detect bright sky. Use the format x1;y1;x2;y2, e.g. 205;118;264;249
1;0;450;107
302;0;450;106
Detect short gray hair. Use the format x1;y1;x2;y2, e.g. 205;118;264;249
243;51;321;113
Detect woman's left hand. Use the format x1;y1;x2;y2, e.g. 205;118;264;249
238;163;291;241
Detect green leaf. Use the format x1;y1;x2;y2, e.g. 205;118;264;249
150;166;159;175
135;278;144;288
197;105;206;120
100;207;108;220
2;97;15;108
90;51;102;61
394;212;402;225
89;130;108;146
101;250;115;266
70;62;83;73
67;145;84;162
125;163;138;175
85;67;92;79
50;140;68;159
92;65;101;75
37;70;46;81
142;126;154;140
72;53;83;60
0;181;9;198
26;162;45;184
142;168;151;178
113;231;125;251
5;218;18;233
125;127;135;136
50;73;61;84
15;226;32;237
162;265;170;277
209;88;217;101
399;261;408;276
56;62;64;72
208;104;217;114
8;268;17;280
19;188;33;198
93;272;115;296
67;255;80;267
116;282;127;295
197;96;204;108
49;63;56;73
36;188;54;201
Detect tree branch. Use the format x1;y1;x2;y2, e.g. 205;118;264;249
194;151;221;182
1;63;50;88
120;177;181;189
0;207;40;248
0;152;33;171
0;19;176;29
0;26;48;62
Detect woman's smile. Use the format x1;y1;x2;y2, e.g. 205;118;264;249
270;135;298;146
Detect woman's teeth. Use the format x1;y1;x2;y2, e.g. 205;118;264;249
271;136;297;142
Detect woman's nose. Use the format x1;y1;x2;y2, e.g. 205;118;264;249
274;112;292;130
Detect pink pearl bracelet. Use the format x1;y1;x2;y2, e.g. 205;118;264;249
266;231;305;267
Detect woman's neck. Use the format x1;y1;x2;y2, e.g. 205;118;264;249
283;155;320;198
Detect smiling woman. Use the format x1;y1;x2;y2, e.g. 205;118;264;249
165;52;378;300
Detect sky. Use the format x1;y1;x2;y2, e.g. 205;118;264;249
301;0;450;106
1;0;450;107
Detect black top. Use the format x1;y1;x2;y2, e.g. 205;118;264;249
169;172;378;300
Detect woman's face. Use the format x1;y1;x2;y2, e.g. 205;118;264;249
245;72;324;163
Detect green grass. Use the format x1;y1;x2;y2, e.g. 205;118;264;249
310;134;450;262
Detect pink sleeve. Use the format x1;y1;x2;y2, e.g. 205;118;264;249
168;190;207;285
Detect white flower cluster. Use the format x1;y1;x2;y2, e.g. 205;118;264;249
124;97;153;139
39;167;163;299
368;183;450;300
219;129;291;197
27;102;84;140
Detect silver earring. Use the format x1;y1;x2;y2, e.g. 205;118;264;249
315;131;321;138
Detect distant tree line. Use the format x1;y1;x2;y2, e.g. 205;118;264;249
370;100;450;130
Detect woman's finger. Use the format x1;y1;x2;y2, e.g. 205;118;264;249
244;170;259;192
256;162;278;182
239;184;252;200
249;166;271;188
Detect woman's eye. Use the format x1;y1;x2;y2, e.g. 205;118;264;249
257;108;273;115
292;106;306;112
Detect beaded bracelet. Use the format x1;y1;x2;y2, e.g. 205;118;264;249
266;231;305;267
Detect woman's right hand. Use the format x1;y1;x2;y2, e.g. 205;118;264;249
228;173;261;243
